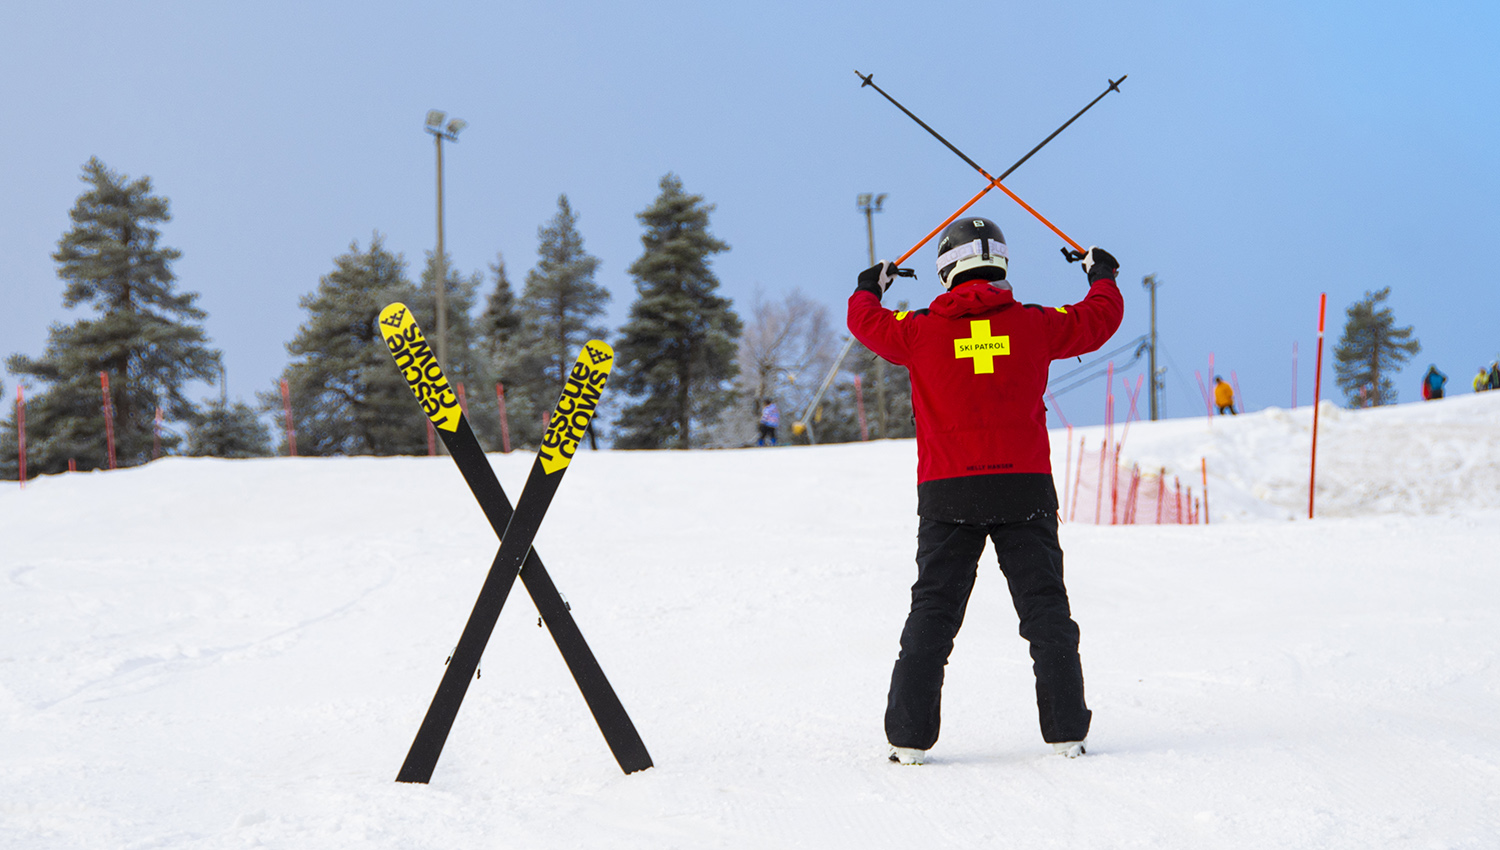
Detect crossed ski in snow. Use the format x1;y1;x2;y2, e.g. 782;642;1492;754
377;303;651;783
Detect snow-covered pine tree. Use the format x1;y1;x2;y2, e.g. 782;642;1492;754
2;158;220;477
614;174;741;449
1333;287;1420;407
262;234;422;455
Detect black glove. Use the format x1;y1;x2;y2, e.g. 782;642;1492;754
856;260;901;297
1081;247;1119;282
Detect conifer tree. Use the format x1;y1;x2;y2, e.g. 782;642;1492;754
187;400;273;458
2;158;219;477
477;252;538;448
614;174;742;449
405;250;507;447
510;195;610;445
478;252;522;372
1333;286;1420;407
411;250;483;391
262;235;422;455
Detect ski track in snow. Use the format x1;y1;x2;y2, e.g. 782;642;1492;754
2;394;1499;848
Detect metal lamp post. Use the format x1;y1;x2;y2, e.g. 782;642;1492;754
794;193;888;444
424;110;467;373
1142;273;1163;421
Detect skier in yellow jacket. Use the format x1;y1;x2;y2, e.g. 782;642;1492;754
1214;376;1236;415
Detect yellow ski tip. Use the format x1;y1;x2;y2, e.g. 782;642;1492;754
537;340;614;474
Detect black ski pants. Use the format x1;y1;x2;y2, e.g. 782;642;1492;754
885;513;1091;750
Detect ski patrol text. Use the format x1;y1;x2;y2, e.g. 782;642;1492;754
954;319;1011;375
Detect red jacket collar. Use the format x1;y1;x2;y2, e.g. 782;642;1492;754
929;281;1016;319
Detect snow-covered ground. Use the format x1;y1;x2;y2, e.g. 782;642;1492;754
3;393;1499;849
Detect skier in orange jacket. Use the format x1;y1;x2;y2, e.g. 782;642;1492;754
1213;376;1236;415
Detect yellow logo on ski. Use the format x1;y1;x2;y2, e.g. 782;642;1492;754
538;341;613;475
377;302;463;433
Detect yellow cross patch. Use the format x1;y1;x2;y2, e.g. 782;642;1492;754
954;319;1010;374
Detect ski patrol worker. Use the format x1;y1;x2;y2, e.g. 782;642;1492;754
848;218;1123;764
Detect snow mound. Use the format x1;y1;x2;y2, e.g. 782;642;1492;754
1054;391;1500;521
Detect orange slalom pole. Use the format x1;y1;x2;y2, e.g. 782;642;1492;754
100;372;117;470
15;383;24;488
1309;293;1327;519
1070;436;1086;522
1202;457;1210;525
495;383;512;454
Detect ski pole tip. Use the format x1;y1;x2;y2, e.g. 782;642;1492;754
855;69;874;86
1109;75;1127;92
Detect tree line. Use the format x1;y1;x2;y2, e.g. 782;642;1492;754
3;159;918;479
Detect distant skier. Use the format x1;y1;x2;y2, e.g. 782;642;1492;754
848;218;1123;765
1213;375;1237;415
1489;362;1500;391
757;399;780;446
1475;367;1490;393
1422;365;1447;401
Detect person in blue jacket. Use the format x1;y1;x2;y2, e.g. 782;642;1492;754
1421;365;1447;400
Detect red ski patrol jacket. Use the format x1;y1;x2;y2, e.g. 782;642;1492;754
848;276;1124;523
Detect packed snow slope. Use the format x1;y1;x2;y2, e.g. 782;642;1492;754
3;393;1499;849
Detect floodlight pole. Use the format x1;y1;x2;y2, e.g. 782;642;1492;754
797;193;887;445
425;111;465;383
435;131;447;371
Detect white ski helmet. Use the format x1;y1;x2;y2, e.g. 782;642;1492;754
935;217;1007;289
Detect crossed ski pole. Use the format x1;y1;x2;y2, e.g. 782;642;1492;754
855;71;1125;265
796;76;1126;438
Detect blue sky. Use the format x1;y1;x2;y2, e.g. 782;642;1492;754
4;0;1497;429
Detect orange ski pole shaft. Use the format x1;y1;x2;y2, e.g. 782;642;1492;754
888;171;1080;263
894;182;995;266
